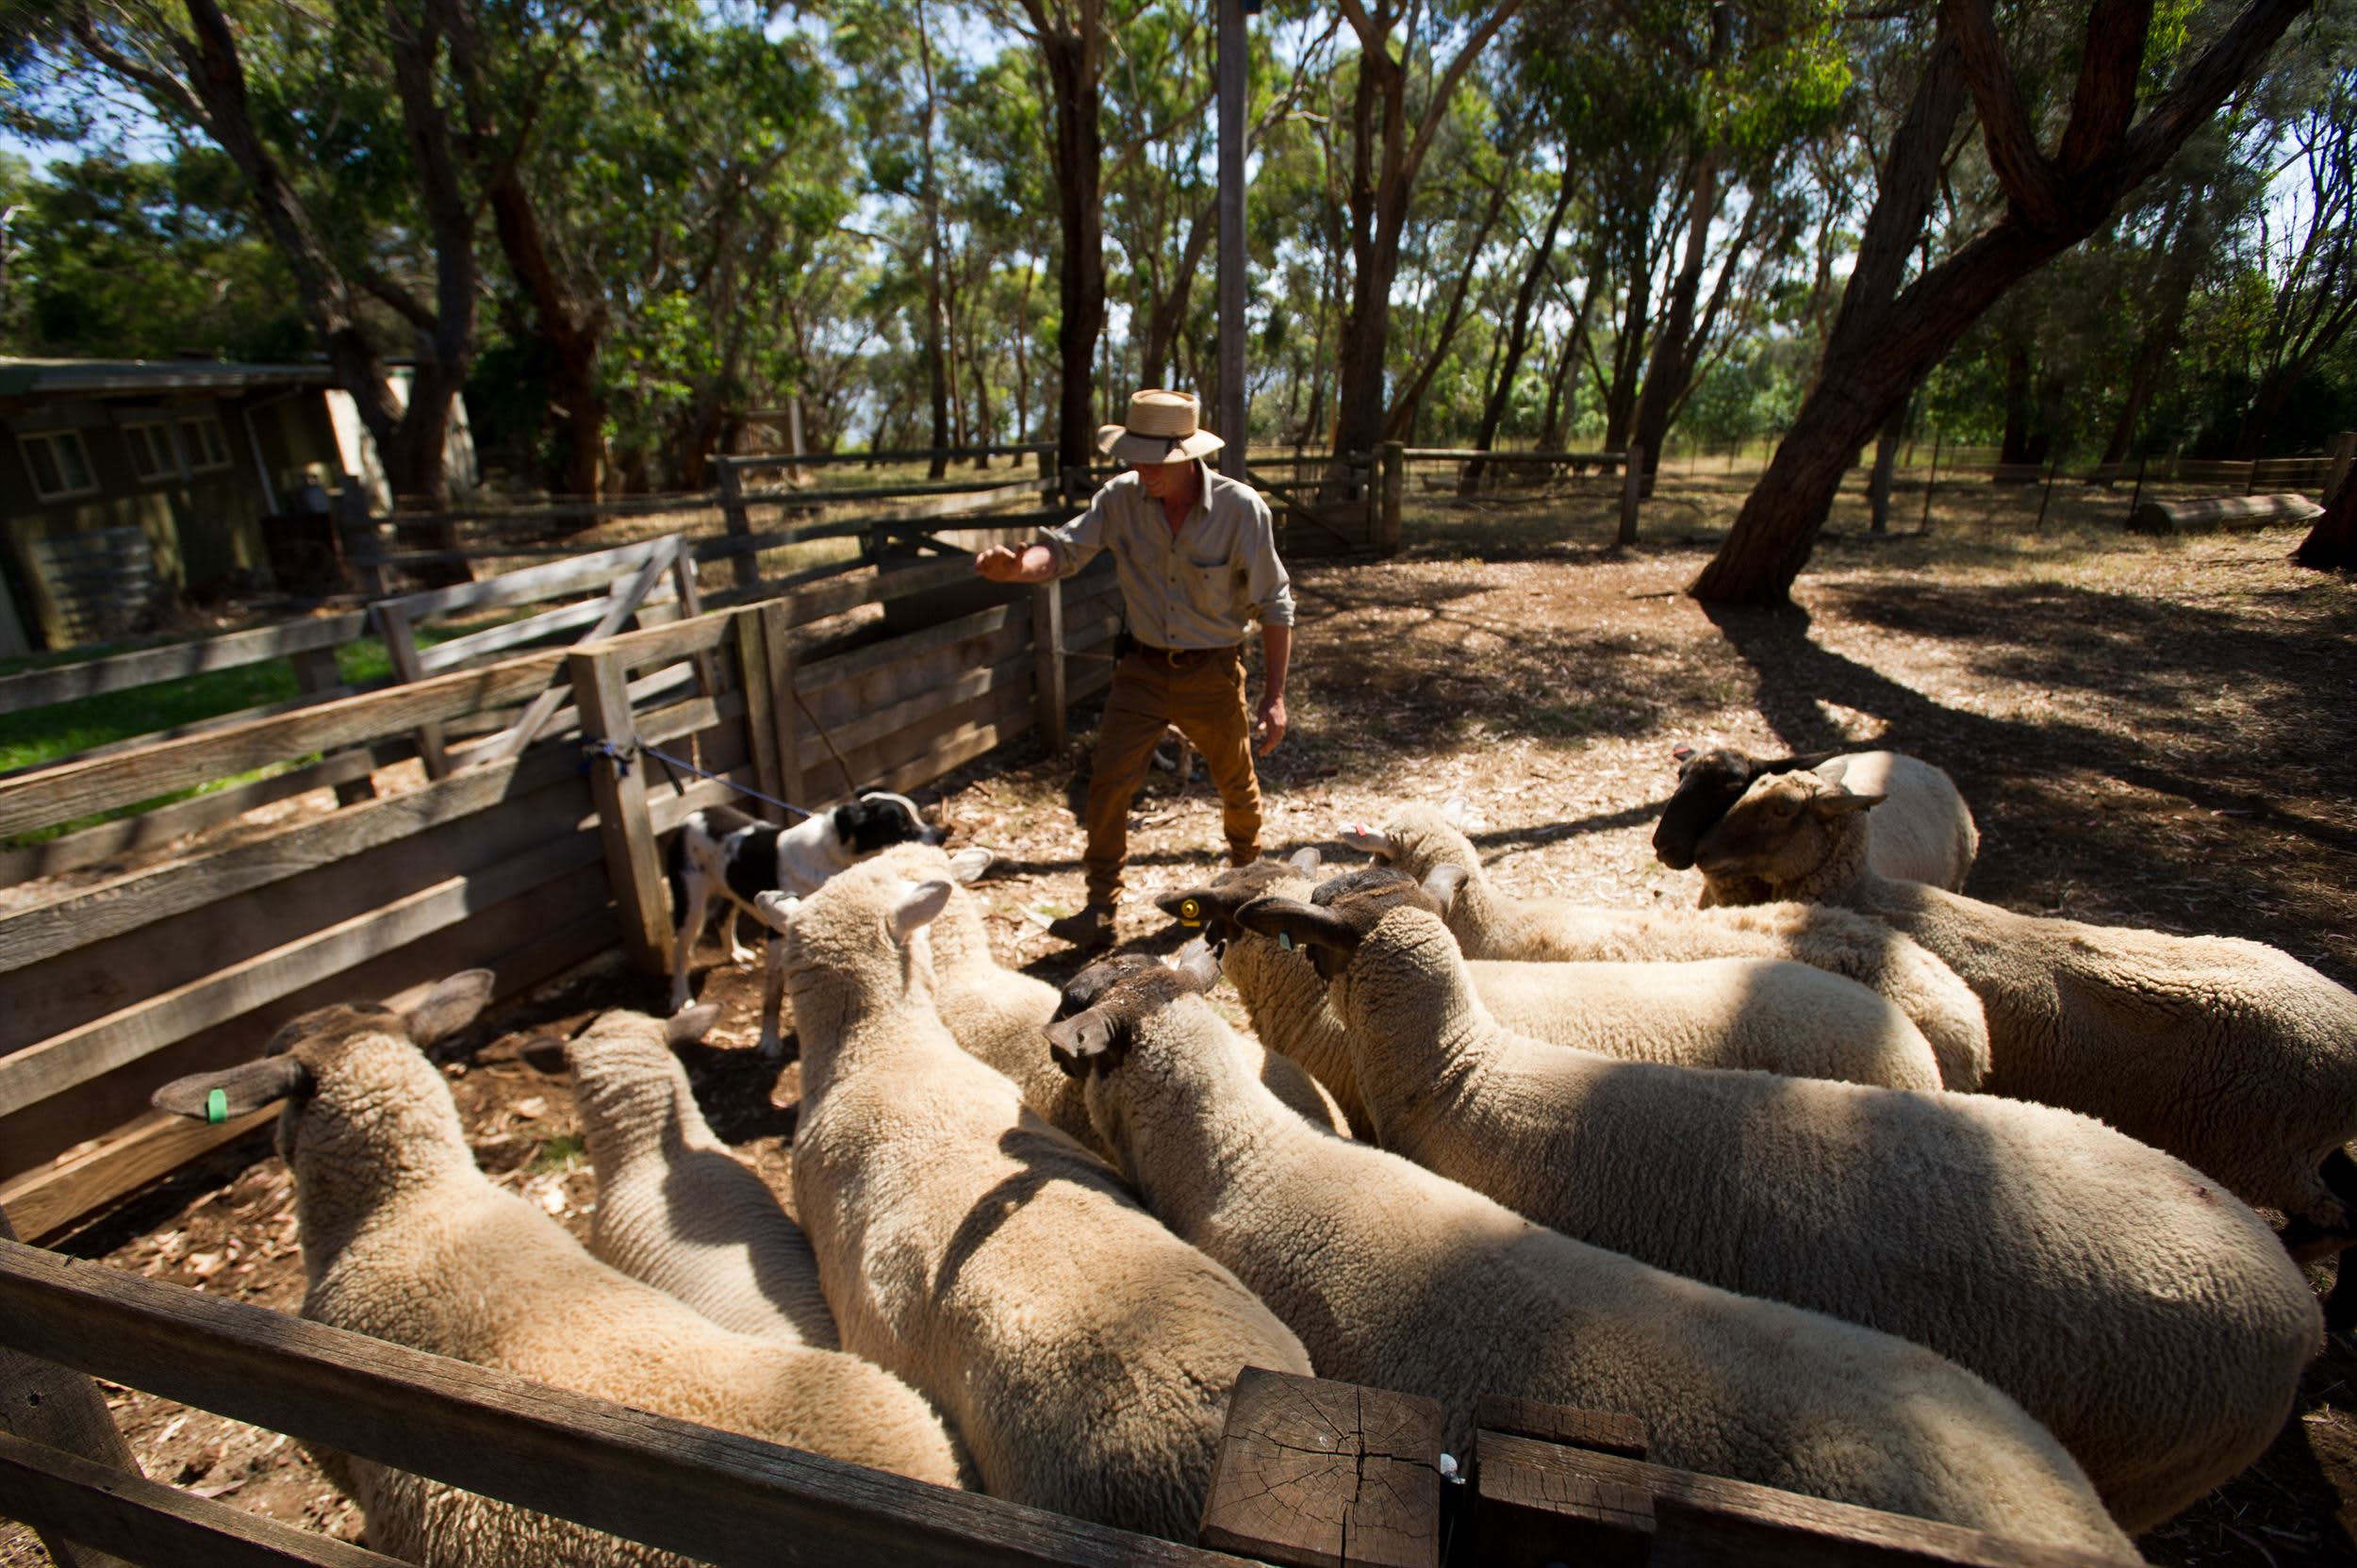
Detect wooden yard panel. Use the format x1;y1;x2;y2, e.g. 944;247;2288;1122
373;602;452;780
469;538;683;766
412;595;617;674
0;653;566;841
0;832;604;1121
842;678;1037;799
1030;579;1067;752
1468;1432;2128;1568
0;872;615;1225
797;602;1021;706
370;536;684;625
0;1429;405;1568
1471;1395;1646;1460
0;743;404;885
572;646;669;976
735;608;785;821
1198;1366;1442;1568
759;601;805;809
0;614;368;717
0;1240;1248;1568
797;614;1029;745
0;765;596;1052
569;600;744;680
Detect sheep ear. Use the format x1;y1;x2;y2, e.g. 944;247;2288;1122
1811;755;1852;785
1440;796;1469;828
402;970;495;1048
153;1057;311;1121
1288;846;1322;875
668;1003;721;1046
1812;789;1883;817
1045;1010;1127;1079
751;890;799;934
1337;822;1396;860
888;880;954;946
1421;863;1469;913
1234;898;1361;961
1169;938;1223;992
946;847;995;885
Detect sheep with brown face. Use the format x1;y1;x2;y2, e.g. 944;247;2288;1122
1695;760;2357;1332
1156;852;1945;1115
152;974;964;1568
1654;746;1978;902
769;861;1312;1540
1343;798;1992;1089
1233;873;2321;1534
1044;953;2133;1558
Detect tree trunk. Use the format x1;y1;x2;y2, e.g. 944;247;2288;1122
1868;399;1907;532
1462;170;1573;492
1042;25;1106;474
2292;467;2357;570
1999;340;2040;468
1631;154;1721;491
1601;210;1656;450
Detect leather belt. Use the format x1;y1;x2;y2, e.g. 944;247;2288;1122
1131;643;1237;668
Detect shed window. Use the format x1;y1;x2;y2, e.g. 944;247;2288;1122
20;430;97;501
180;414;231;472
123;421;178;482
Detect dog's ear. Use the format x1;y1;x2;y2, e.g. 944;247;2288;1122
888;880;953;946
153;1056;312;1122
401;970;495;1048
668;1003;722;1045
946;846;995;884
752;890;799;933
1046;1009;1128;1079
1288;846;1322;875
1421;863;1469;913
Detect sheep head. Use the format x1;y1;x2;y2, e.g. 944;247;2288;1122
1045;945;1222;1079
1692;768;1883;891
150;970;495;1172
1654;746;1843;869
1341;800;1478;881
1152;849;1322;943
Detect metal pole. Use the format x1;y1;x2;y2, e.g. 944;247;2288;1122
1215;0;1247;480
1919;431;1941;534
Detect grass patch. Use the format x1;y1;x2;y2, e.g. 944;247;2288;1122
526;1132;586;1175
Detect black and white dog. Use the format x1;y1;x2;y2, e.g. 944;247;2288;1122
666;792;944;1018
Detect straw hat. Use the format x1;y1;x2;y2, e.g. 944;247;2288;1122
1096;388;1224;465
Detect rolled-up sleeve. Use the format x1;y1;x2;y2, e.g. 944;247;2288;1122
1038;492;1111;579
1242;495;1294;628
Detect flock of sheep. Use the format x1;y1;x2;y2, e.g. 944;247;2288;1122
147;746;2357;1567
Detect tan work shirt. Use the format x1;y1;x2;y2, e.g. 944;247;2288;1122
1039;461;1295;649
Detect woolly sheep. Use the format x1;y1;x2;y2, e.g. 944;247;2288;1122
566;1006;838;1347
1235;878;2321;1533
1343;798;1992;1090
1044;954;2134;1559
769;861;1313;1540
1157;855;1945;1113
864;843;1345;1156
1692;762;2357;1329
1654;746;1979;901
151;974;964;1568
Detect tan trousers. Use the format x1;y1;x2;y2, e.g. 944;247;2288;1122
1083;646;1262;906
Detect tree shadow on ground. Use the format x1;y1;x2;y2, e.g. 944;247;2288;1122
1701;584;2357;983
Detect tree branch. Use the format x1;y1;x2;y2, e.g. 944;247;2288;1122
2055;0;2157;173
1940;0;2068;226
2121;0;2314;190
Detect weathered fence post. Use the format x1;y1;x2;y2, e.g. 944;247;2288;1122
2034;452;2061;532
1031;579;1067;755
0;1210;143;1568
2327;432;2356;503
759;600;804;810
735;610;785;826
289;645;378;806
1616;445;1645;547
717;460;756;591
572;645;670;977
374;603;451;781
335;478;387;597
1378;441;1405;554
1199;1367;1442;1568
1919;431;1942;533
2126;455;2149;524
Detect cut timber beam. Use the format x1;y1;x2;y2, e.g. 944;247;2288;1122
1198;1366;1442;1568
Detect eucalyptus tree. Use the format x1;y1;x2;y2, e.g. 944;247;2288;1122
1690;0;2319;605
2233;58;2357;454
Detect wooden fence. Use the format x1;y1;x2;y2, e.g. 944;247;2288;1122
0;546;1118;1245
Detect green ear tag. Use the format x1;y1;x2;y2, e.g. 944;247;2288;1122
1277;932;1294;950
206;1088;228;1125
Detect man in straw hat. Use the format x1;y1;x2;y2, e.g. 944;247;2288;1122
976;388;1293;949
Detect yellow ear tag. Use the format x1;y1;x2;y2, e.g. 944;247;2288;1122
206;1088;228;1125
1178;898;1201;927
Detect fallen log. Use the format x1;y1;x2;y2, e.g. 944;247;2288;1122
2126;493;2323;536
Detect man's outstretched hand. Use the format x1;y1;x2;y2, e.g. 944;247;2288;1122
974;546;1027;583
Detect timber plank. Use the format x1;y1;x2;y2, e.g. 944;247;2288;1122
0;615;368;716
0;834;603;1119
1471;1395;1647;1460
0;1240;1247;1568
414;597;615;673
0;653;566;839
371;536;679;623
0;1428;403;1568
1198;1366;1442;1568
799;602;1018;693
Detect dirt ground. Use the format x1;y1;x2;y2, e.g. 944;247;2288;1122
11;484;2357;1566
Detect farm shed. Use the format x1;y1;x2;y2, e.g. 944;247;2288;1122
0;358;477;650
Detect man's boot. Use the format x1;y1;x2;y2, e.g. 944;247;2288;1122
1047;902;1116;949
